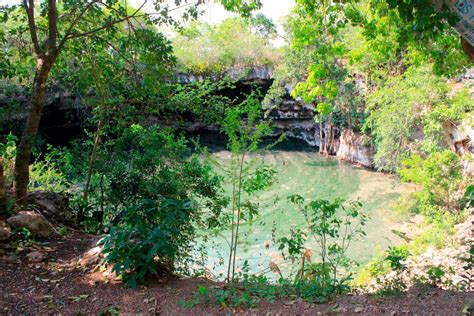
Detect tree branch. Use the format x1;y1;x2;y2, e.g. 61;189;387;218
58;1;98;50
62;0;147;42
23;0;41;56
132;1;200;20
48;0;58;51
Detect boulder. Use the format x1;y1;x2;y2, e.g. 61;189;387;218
0;220;11;241
26;190;75;224
7;211;52;238
26;250;47;263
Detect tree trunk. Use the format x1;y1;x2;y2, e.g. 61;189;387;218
319;120;325;154
14;58;53;205
326;114;335;155
327;124;333;154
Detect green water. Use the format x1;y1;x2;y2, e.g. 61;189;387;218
201;141;411;279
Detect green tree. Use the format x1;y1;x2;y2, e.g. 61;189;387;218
297;0;473;61
2;0;262;205
288;2;352;154
173;18;280;75
248;13;277;38
364;67;449;171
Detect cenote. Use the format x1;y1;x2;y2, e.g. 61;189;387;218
195;136;412;279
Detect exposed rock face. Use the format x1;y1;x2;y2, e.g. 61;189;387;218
443;116;473;156
27;191;75;224
336;129;374;168
267;98;323;147
0;90;87;146
7;211;52;238
442;114;474;176
176;65;273;83
0;220;12;241
273;121;321;147
2;66;379;168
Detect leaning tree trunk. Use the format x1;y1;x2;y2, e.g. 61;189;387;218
14;59;54;205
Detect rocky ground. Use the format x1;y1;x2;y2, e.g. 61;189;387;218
1;229;473;315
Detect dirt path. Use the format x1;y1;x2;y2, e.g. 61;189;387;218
1;231;473;315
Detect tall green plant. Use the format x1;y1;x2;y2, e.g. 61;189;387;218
218;94;280;282
277;195;367;288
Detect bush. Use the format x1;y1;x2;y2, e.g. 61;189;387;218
385;245;410;270
364;67;449;171
180;274;352;309
275;195;367;298
410;219;457;254
99;125;228;286
30;146;71;193
399;150;464;215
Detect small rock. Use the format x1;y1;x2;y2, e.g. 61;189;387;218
27;191;75;224
27;250;47;263
354;307;364;313
7;211;52;238
78;244;103;267
0;220;12;241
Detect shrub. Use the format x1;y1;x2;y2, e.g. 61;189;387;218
217;94;280;282
399;150;464;215
275;195;367;299
99;125;228;286
385;245;410;270
364;67;449;171
180;274;352;309
30;147;71;193
0;133;17;188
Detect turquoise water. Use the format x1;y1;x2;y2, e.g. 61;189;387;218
200;142;411;279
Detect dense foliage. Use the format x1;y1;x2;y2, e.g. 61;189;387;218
173;18;280;75
0;0;472;308
99;125;228;286
364;67;447;171
399;150;465;215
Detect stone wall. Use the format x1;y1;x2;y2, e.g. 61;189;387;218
336;129;374;168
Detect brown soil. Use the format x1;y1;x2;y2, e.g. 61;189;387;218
1;230;473;315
